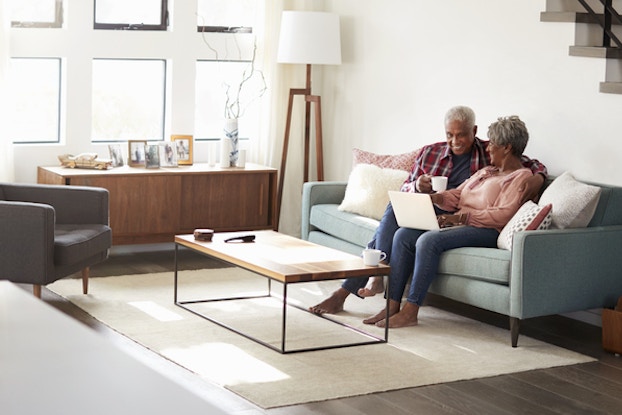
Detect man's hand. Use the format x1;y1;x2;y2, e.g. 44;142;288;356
416;174;433;193
519;174;545;204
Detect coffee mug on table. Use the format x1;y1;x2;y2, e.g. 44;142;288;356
362;248;387;266
431;176;448;192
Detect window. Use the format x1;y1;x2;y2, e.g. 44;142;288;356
94;0;168;30
10;0;63;28
91;59;166;142
195;60;264;140
9;58;62;144
197;0;256;33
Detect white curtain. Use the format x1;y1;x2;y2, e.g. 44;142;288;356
0;0;14;182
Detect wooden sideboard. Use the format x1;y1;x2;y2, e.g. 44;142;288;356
38;163;277;245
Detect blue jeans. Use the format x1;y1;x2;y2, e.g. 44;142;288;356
341;201;456;297
388;226;499;305
342;202;399;296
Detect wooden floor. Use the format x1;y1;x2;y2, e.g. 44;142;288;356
37;244;622;415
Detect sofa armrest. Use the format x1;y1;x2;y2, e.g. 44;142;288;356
0;201;55;282
509;225;622;319
3;183;109;225
301;181;347;240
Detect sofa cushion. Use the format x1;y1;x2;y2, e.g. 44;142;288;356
539;171;601;229
497;201;553;250
310;204;379;248
352;148;420;172
338;164;408;221
54;224;112;266
438;247;512;285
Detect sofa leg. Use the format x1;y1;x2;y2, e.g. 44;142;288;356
510;317;520;347
33;285;42;299
82;267;90;294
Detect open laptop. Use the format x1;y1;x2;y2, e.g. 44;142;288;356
388;191;466;231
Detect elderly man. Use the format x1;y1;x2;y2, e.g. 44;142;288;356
309;105;547;315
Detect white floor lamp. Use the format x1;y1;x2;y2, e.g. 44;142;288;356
276;11;342;229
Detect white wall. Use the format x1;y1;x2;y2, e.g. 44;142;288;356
8;1;622;237
318;0;621;187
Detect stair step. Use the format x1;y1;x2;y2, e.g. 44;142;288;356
540;11;599;23
600;82;622;94
569;46;622;58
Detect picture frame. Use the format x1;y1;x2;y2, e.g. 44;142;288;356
145;144;160;169
159;142;178;167
171;135;193;165
108;144;124;167
128;140;147;167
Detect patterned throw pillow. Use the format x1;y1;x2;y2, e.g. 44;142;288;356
497;201;553;250
352;148;421;172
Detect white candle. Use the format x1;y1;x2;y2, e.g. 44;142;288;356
208;142;217;167
219;138;230;168
237;149;246;168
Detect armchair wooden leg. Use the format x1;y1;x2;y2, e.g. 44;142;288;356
33;285;42;299
510;317;520;348
82;267;90;294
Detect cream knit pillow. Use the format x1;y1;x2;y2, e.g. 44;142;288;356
338;163;408;220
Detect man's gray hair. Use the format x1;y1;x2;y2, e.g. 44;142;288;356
487;115;529;157
445;106;476;130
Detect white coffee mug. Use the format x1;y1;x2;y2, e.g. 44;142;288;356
362;248;387;266
431;176;448;192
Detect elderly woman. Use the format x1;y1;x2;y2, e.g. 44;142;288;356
366;115;534;328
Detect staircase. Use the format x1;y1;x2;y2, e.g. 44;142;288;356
541;0;622;94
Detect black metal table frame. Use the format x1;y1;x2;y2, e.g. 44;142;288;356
173;243;389;354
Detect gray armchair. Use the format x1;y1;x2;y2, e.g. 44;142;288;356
0;183;112;297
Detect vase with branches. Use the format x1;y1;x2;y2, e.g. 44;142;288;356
201;33;267;166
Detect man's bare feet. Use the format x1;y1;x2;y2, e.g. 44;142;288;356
362;299;401;325
357;276;385;298
376;301;420;328
309;287;350;315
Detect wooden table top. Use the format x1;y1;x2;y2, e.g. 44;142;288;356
175;230;390;284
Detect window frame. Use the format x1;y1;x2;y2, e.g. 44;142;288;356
11;0;64;29
93;0;169;31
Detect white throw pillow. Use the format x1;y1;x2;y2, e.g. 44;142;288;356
497;201;553;250
338;163;408;220
539;171;601;229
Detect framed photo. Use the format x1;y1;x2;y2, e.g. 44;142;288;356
108;144;124;167
159;142;178;167
128;140;147;167
145;144;160;169
171;135;193;165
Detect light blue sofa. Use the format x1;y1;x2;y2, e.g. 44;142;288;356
301;178;622;347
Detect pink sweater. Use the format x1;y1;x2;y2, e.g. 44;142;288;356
436;166;532;232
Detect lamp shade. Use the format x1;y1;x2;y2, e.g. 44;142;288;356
277;11;342;65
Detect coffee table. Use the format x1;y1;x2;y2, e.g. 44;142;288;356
173;230;390;353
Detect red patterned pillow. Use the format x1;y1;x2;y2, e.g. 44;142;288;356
497;201;553;250
352;148;420;172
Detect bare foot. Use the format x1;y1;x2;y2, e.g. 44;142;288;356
357;276;385;298
376;302;420;328
363;299;401;325
309;288;350;315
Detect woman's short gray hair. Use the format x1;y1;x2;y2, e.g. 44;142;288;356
487;115;529;157
445;106;476;130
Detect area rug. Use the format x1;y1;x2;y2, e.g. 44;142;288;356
48;270;595;409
